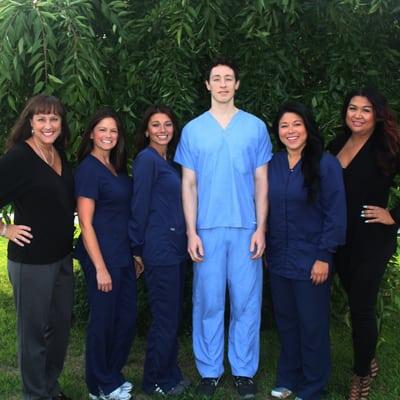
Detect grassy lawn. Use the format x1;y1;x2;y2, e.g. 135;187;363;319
0;238;399;399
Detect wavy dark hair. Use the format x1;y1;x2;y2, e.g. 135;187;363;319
342;86;400;175
6;94;70;152
204;56;239;82
272;101;324;202
135;105;180;159
78;107;127;173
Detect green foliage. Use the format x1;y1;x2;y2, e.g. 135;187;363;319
0;0;399;329
0;0;399;153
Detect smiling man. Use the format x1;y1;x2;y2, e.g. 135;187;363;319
174;58;272;399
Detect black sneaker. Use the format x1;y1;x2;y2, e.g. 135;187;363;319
145;382;187;397
233;376;256;399
196;377;220;397
53;392;72;400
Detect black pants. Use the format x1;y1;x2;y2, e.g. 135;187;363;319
8;254;74;400
334;236;395;376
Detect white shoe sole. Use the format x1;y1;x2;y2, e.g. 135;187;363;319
271;388;293;399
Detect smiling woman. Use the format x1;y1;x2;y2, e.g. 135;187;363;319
267;101;346;400
0;94;75;400
74;108;138;400
328;87;400;400
128;105;189;396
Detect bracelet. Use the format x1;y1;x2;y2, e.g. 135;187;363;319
0;223;7;237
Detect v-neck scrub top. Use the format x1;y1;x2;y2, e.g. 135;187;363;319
174;110;272;229
267;151;346;280
74;155;133;269
129;147;187;265
0;142;75;264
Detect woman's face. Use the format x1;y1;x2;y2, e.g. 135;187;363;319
30;112;62;146
345;96;376;136
90;117;119;153
278;112;308;154
147;113;174;151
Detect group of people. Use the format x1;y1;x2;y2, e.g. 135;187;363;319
0;58;399;400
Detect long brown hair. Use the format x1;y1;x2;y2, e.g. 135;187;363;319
6;94;69;152
342;87;400;175
78;107;127;173
135;105;180;159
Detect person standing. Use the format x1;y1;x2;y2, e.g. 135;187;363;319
75;108;137;400
0;94;75;400
129;105;189;396
174;57;272;399
328;87;400;400
267;102;346;400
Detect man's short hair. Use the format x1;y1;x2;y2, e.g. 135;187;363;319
204;57;239;82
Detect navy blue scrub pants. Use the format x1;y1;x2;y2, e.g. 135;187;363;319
269;273;331;400
142;262;185;393
83;263;137;396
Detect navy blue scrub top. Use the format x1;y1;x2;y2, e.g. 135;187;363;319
74;154;133;269
129;147;188;266
267;151;346;280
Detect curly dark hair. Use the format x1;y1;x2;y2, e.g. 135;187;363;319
342;86;400;175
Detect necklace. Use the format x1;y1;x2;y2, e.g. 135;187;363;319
33;137;55;167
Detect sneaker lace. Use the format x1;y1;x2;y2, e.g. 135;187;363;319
201;378;219;386
154;384;166;395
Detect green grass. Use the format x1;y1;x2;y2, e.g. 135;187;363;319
0;239;399;399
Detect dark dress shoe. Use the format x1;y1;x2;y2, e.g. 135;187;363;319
53;392;72;400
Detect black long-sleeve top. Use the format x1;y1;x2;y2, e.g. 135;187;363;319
328;133;399;253
0;142;75;264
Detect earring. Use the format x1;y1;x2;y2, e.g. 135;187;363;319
145;131;149;138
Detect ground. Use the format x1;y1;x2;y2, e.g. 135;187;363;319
0;239;399;399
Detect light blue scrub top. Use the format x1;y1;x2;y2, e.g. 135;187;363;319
174;110;272;229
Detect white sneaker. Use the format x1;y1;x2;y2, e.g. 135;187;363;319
120;381;133;393
101;387;131;400
271;387;293;399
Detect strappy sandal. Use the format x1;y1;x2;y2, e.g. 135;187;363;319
360;374;371;399
370;358;379;379
349;374;371;400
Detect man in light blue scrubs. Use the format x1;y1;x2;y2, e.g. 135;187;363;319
174;58;272;399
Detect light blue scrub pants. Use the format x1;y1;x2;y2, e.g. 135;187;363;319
193;228;262;378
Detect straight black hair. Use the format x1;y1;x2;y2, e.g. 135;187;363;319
272;101;324;202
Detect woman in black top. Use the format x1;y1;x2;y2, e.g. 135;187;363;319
0;95;75;400
329;87;400;400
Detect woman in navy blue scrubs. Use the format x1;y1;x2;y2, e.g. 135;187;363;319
75;108;138;400
129;105;188;396
267;102;346;400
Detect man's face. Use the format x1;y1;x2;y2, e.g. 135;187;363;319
205;64;240;105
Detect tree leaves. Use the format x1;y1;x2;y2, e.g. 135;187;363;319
0;0;398;158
